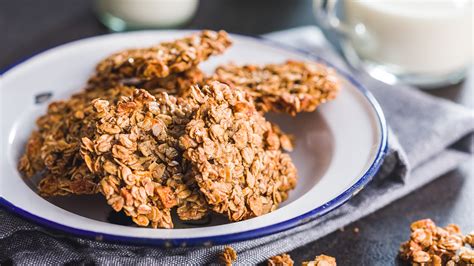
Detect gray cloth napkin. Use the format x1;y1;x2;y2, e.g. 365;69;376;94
1;26;473;265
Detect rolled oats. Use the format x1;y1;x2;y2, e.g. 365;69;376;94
81;89;209;228
268;253;294;266
212;60;340;116
180;81;297;222
88;30;231;88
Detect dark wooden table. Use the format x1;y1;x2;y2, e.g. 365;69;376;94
1;1;472;265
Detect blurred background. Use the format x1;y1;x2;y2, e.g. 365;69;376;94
1;0;316;70
1;0;472;105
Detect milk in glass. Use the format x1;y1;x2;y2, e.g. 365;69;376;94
345;0;473;75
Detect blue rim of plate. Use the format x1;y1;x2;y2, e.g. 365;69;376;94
0;31;388;247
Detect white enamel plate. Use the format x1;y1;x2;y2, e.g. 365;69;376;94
0;31;387;246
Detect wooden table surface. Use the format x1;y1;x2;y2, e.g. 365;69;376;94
1;1;472;265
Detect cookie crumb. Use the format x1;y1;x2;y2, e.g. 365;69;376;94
302;254;337;266
212;61;340;116
220;246;237;266
268;253;294;266
399;219;474;265
464;231;474;247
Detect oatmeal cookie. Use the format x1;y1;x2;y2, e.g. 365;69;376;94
88;30;231;88
212;60;340;115
18;86;136;196
81;89;208;228
179;81;297;222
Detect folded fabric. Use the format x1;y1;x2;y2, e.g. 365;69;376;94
0;26;472;265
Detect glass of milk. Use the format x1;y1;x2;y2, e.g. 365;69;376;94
95;0;199;31
314;0;473;88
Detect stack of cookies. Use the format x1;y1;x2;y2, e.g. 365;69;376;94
18;30;340;228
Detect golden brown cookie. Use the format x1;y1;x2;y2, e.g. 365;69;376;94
88;30;231;89
81;89;208;228
212;60;340;116
19;86;136;196
179;81;297;222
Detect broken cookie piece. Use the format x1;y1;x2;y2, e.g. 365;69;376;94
89;30;231;88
